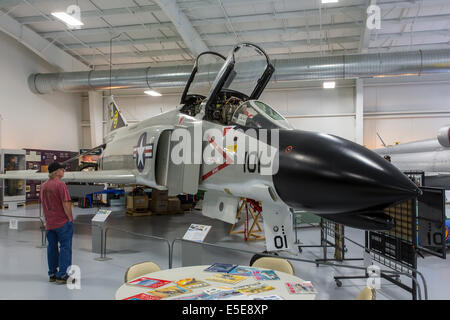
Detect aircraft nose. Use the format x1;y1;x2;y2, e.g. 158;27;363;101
272;130;421;214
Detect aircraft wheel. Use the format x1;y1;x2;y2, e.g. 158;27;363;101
335;279;342;287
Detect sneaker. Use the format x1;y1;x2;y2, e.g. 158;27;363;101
49;275;57;282
55;275;69;284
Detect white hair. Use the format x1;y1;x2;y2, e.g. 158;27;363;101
48;171;58;179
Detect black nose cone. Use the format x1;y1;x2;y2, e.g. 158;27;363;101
273;130;420;214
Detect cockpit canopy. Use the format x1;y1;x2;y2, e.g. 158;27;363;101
231;100;293;130
179;43;293;130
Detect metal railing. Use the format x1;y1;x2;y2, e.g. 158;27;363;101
0;213;47;247
103;226;172;268
1;213;428;299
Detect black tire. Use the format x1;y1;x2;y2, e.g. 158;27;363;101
335;279;342;287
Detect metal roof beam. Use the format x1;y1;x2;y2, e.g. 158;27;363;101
15;4;161;24
359;0;377;53
37;10;450;40
153;0;209;56
63;36;182;50
0;10;87;71
39;21;173;38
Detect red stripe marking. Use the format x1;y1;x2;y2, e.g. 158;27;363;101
201;134;234;181
202;163;230;181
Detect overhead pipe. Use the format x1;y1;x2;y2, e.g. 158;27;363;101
28;49;450;94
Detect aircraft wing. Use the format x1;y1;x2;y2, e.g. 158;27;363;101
0;170;137;184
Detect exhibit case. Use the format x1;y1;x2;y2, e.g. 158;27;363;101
23;148;78;202
0;149;26;209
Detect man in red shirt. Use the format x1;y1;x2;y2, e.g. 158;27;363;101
40;162;74;284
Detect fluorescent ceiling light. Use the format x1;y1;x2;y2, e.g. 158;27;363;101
323;81;336;89
145;90;162;97
321;0;339;3
51;12;84;27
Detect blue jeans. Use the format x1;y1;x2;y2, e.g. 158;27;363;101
46;221;73;278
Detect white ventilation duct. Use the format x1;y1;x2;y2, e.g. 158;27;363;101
28;49;450;94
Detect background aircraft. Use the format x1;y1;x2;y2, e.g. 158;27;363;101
374;125;450;189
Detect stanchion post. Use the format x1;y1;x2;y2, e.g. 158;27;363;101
94;225;112;261
36;200;47;249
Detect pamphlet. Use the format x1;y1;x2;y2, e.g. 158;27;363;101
203;289;248;300
173;292;210;300
229;266;260;276
183;224;212;242
176;278;210;289
285;281;317;294
204;263;237;273
206;273;246;284
149;285;191;298
252;270;280;281
122;293;162;300
203;287;231;295
253;295;284;300
127;277;172;289
235;282;275;295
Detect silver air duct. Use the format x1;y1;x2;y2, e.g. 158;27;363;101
28;49;450;94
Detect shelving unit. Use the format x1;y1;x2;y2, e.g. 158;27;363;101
0;149;26;209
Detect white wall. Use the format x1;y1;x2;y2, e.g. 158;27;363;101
81;80;450;151
261;86;357;141
0;31;82;152
84;86;357;147
363;81;450;149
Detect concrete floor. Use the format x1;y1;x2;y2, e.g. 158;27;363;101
0;203;448;300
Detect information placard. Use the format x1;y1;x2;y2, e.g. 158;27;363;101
91;209;112;223
182;224;211;242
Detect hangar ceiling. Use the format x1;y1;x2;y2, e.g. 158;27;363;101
1;0;449;71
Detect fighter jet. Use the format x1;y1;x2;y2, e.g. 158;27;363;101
375;125;450;189
1;43;420;252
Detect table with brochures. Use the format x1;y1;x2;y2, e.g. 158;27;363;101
115;264;318;300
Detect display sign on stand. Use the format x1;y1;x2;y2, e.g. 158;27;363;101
91;209;112;255
183;224;211;242
181;224;212;267
92;209;112;223
417;187;447;259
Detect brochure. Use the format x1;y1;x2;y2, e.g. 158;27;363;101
206;273;247;284
182;224;212;242
229;266;260;276
285;281;317;294
252;270;280;281
149;285;191;298
203;287;232;295
173;292;210;300
204;263;237;273
253;295;284;300
203;289;248;300
176;278;210;289
122;293;162;300
235;282;275;295
127;277;172;289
